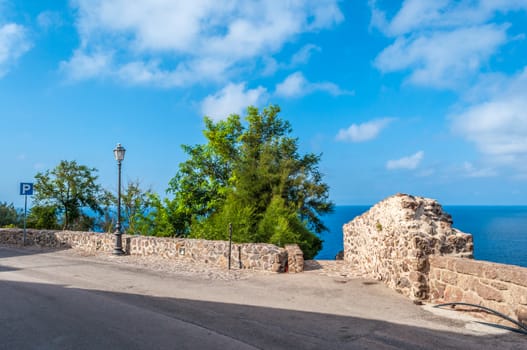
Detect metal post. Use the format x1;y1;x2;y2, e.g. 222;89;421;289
23;194;27;246
114;160;124;255
228;223;232;270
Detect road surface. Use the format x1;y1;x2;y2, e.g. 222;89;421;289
0;246;525;349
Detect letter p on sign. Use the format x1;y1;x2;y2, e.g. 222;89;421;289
20;183;34;196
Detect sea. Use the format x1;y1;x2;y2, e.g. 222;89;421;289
316;205;527;268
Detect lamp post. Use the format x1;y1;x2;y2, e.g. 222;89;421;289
113;143;126;255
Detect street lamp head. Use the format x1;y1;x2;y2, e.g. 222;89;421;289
113;143;126;162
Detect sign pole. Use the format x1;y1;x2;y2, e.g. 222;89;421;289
19;182;34;246
23;194;28;246
228;223;233;270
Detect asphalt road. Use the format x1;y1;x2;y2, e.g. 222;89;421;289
0;246;525;349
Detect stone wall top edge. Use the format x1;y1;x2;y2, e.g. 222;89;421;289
430;255;527;285
1;228;283;249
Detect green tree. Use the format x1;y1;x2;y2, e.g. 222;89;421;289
167;115;242;236
168;105;333;258
0;202;21;227
34;160;103;230
26;205;59;229
121;180;153;234
132;193;175;237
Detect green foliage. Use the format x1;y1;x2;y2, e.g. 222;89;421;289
0;202;21;227
167;114;243;236
168;105;333;258
34;160;103;230
256;195;322;259
190;193;256;242
121;180;153;234
27;205;59;229
132;193;175;237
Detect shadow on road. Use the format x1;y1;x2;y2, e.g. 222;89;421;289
0;279;524;350
0;245;71;259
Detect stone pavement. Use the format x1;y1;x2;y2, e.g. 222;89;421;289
304;259;368;279
69;248;366;281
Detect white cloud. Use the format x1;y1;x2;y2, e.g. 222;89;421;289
0;23;31;78
262;44;321;76
375;25;507;88
371;0;527;37
201;82;268;121
386;151;424;170
462;162;497;178
261;56;279;76
63;0;343;86
275;71;352;98
336;118;394;142
275;72;306;97
451;67;527;166
59;49;112;81
370;0;525;89
290;44;321;66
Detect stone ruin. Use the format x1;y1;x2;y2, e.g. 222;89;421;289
343;193;473;300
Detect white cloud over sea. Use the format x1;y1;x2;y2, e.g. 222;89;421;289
386;151;424;170
451;67;527;169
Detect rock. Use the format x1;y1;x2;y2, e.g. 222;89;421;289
343;193;473;300
335;250;344;260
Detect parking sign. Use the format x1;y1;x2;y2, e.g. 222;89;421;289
20;183;34;196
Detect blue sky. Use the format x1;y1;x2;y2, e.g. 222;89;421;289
1;0;527;207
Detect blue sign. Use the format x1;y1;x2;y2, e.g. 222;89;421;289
20;183;34;196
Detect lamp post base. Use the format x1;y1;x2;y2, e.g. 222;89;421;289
113;231;125;255
113;248;125;255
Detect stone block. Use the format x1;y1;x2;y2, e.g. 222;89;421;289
507;285;527;305
444;285;464;302
490;281;509;291
408;271;425;284
440;270;458;285
495;266;527;288
516;306;527;326
397;277;411;289
429;280;446;301
429;256;448;269
474;281;504;302
484;266;499;280
462;291;483;305
456;275;476;291
453;259;482;277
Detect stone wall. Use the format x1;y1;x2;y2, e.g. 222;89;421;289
285;244;304;273
343;193;473;300
0;228;295;273
429;256;527;325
